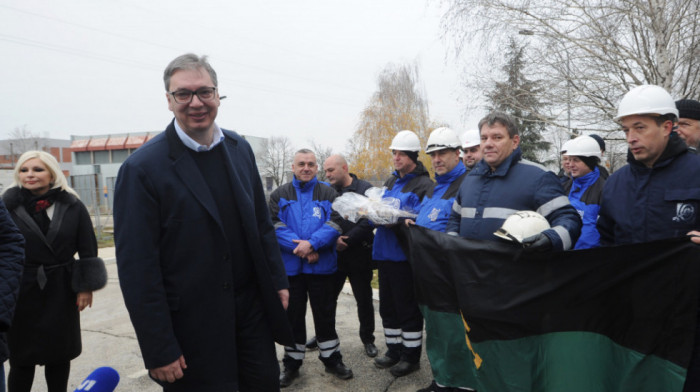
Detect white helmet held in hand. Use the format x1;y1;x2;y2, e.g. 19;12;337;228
389;130;421;152
494;211;551;243
461;129;480;149
563;136;602;158
614;84;678;121
425;127;462;153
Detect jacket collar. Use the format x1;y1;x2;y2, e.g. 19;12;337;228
435;161;467;184
392;160;430;182
337;173;359;193
572;166;600;189
293;176;318;191
472;147;522;177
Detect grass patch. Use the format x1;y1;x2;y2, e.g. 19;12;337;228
95;228;114;248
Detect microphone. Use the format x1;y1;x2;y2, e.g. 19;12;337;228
74;367;120;392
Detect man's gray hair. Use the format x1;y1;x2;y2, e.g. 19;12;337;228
478;111;519;138
295;148;316;156
163;53;218;91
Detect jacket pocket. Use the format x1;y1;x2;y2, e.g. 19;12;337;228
663;188;700;226
665;188;700;202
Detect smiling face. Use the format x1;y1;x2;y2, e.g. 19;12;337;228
620;115;672;168
19;158;53;196
561;155;571;174
292;152;318;183
462;145;482;169
166;67;220;145
568;156;592;178
480;123;519;171
677;117;700;149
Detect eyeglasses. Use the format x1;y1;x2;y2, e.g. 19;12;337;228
169;87;217;104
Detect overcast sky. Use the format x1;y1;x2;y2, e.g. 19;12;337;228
0;0;482;155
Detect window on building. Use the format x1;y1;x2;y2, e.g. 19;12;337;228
111;149;129;163
94;150;110;164
75;151;92;165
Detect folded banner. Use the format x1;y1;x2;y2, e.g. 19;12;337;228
398;225;700;392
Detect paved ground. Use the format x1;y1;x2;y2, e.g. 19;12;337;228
11;247;433;391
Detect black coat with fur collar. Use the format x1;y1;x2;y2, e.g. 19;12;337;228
3;186;99;365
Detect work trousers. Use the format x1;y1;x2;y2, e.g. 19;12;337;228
332;267;375;345
377;260;423;364
283;274;342;371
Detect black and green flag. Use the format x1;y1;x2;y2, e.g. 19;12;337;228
400;225;700;391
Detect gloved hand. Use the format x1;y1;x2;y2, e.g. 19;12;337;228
521;233;552;252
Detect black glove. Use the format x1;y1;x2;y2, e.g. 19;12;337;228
521;233;552;252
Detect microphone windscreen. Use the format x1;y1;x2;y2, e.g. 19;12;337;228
74;367;120;392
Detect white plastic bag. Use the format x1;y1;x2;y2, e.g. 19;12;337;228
332;187;417;225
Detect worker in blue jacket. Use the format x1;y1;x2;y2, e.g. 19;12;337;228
597;85;700;392
269;149;352;388
562;135;606;249
373;130;434;377
407;127;473;392
446;111;581;251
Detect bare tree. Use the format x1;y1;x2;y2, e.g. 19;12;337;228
259;136;294;187
349;62;432;181
309;141;333;182
441;0;700;134
3;125;46;161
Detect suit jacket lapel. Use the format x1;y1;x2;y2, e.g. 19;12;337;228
46;201;68;245
219;137;255;228
15;205;57;256
166;123;225;234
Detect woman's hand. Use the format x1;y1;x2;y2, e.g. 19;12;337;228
77;291;93;311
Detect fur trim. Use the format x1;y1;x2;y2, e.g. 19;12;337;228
72;257;108;292
2;186;77;211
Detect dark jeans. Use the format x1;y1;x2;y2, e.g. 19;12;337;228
378;260;423;364
332;268;375;344
283;274;342;370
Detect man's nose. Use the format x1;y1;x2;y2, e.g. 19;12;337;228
190;94;204;106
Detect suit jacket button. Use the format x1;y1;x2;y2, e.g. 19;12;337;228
223;282;232;289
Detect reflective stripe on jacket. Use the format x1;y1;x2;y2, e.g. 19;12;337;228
446;148;581;251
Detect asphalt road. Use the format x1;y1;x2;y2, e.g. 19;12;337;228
8;247;433;391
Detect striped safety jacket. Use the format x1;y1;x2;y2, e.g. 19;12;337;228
445;148;581;251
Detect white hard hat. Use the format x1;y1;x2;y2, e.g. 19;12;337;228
425;127;462;153
389;130;421;152
494;211;551;243
614;84;679;121
560;139;575;154
562;136;602;158
461;129;480;149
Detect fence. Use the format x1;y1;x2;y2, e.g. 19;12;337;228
70;174;115;239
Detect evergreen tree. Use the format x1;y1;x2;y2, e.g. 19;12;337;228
485;38;551;164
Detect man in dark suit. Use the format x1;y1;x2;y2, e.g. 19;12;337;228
323;154;377;358
114;53;292;392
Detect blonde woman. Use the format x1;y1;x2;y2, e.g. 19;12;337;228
2;151;106;392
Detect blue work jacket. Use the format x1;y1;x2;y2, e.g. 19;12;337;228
269;176;342;276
